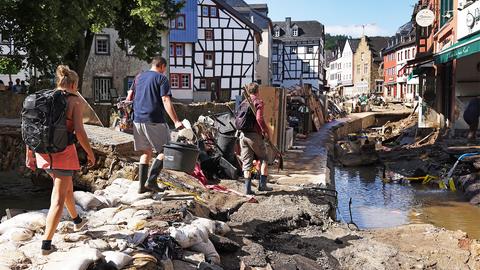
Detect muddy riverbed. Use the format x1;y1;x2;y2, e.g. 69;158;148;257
335;165;480;239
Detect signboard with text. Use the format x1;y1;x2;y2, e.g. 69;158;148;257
458;0;480;40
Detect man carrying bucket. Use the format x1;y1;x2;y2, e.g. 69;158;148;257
129;56;184;193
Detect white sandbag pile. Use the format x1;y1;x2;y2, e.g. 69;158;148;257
0;211;46;243
43;247;103;270
103;251;133;269
169;217;231;266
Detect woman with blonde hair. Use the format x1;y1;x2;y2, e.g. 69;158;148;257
26;65;96;255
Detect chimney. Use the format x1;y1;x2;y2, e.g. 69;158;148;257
285;17;292;35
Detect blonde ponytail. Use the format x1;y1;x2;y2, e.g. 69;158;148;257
56;65;79;90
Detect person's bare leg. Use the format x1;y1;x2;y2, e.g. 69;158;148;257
44;176;68;241
140;150;152;165
62;175;77;218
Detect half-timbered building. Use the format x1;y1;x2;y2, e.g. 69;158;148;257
271;17;326;90
169;0;262;102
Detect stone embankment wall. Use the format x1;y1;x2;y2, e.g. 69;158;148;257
0;92;24;118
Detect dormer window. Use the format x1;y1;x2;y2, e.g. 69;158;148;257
292;28;298;37
274;29;280;37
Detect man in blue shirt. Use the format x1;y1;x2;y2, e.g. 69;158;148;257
132;56;183;193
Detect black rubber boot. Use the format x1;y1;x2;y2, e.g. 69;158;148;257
258;175;272;192
145;159;165;192
138;163;149;194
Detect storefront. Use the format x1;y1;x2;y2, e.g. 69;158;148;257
436;0;480;130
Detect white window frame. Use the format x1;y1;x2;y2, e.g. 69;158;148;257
292;28;298;37
95;35;110;55
171;74;180;88
181;74;190;89
93;77;112;102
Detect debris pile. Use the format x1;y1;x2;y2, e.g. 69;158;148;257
0;177;243;270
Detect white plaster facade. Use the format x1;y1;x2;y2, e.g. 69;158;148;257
395;44;417;102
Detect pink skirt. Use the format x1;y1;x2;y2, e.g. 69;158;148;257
35;144;81;170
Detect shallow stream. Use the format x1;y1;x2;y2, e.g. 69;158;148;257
335;165;480;239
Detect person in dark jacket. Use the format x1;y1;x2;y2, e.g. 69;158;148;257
464;97;480;140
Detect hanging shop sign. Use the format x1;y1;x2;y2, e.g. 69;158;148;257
458;0;480;40
416;9;435;27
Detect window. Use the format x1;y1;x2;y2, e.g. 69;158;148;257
210;6;218;17
171;74;191;89
292;28;298;37
274;29;280;37
95;35;110;55
272;63;278;75
302;62;310;73
170;74;180;88
181;74;190;88
177;15;185;29
205;52;214;68
170;43;185;57
440;0;453;27
272;46;278;55
200;79;207;89
291;47;297;54
202;6;209;16
412;48;416;58
307;46;314;54
175;44;184;56
170;19;176;29
93;77;112;102
205;29;214;40
361;52;365;61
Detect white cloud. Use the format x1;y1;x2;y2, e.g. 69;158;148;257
325;23;390;37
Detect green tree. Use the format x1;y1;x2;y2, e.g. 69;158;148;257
0;0;183;91
325;34;351;51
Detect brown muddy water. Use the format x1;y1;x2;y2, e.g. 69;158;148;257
0;172;51;216
335;166;480;239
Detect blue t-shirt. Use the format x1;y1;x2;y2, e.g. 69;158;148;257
133;71;172;123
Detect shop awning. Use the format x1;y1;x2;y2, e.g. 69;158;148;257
434;33;480;64
408;61;434;80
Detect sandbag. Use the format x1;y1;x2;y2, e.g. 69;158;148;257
88;207;119;228
111;208;136;225
103;251;133;269
0;228;33;242
45;247;103;270
74;191;105;211
119;192;152;205
0;211;46;234
190;239;221;265
191;218;231;236
169;224;209;248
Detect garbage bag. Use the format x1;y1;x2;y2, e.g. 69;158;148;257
0;211;46;234
103;251;133;269
74;191;105;211
190;239;221;265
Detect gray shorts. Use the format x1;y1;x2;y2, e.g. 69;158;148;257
45;169;75;177
240;132;267;171
133;122;170;153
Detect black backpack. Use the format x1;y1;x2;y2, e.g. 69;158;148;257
235;100;256;132
21;89;75;154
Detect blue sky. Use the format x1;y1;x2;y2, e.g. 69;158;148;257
246;0;418;37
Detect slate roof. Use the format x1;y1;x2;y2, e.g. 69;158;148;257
272;20;324;41
213;0;262;34
349;39;361;53
223;0;271;30
366;36;390;62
